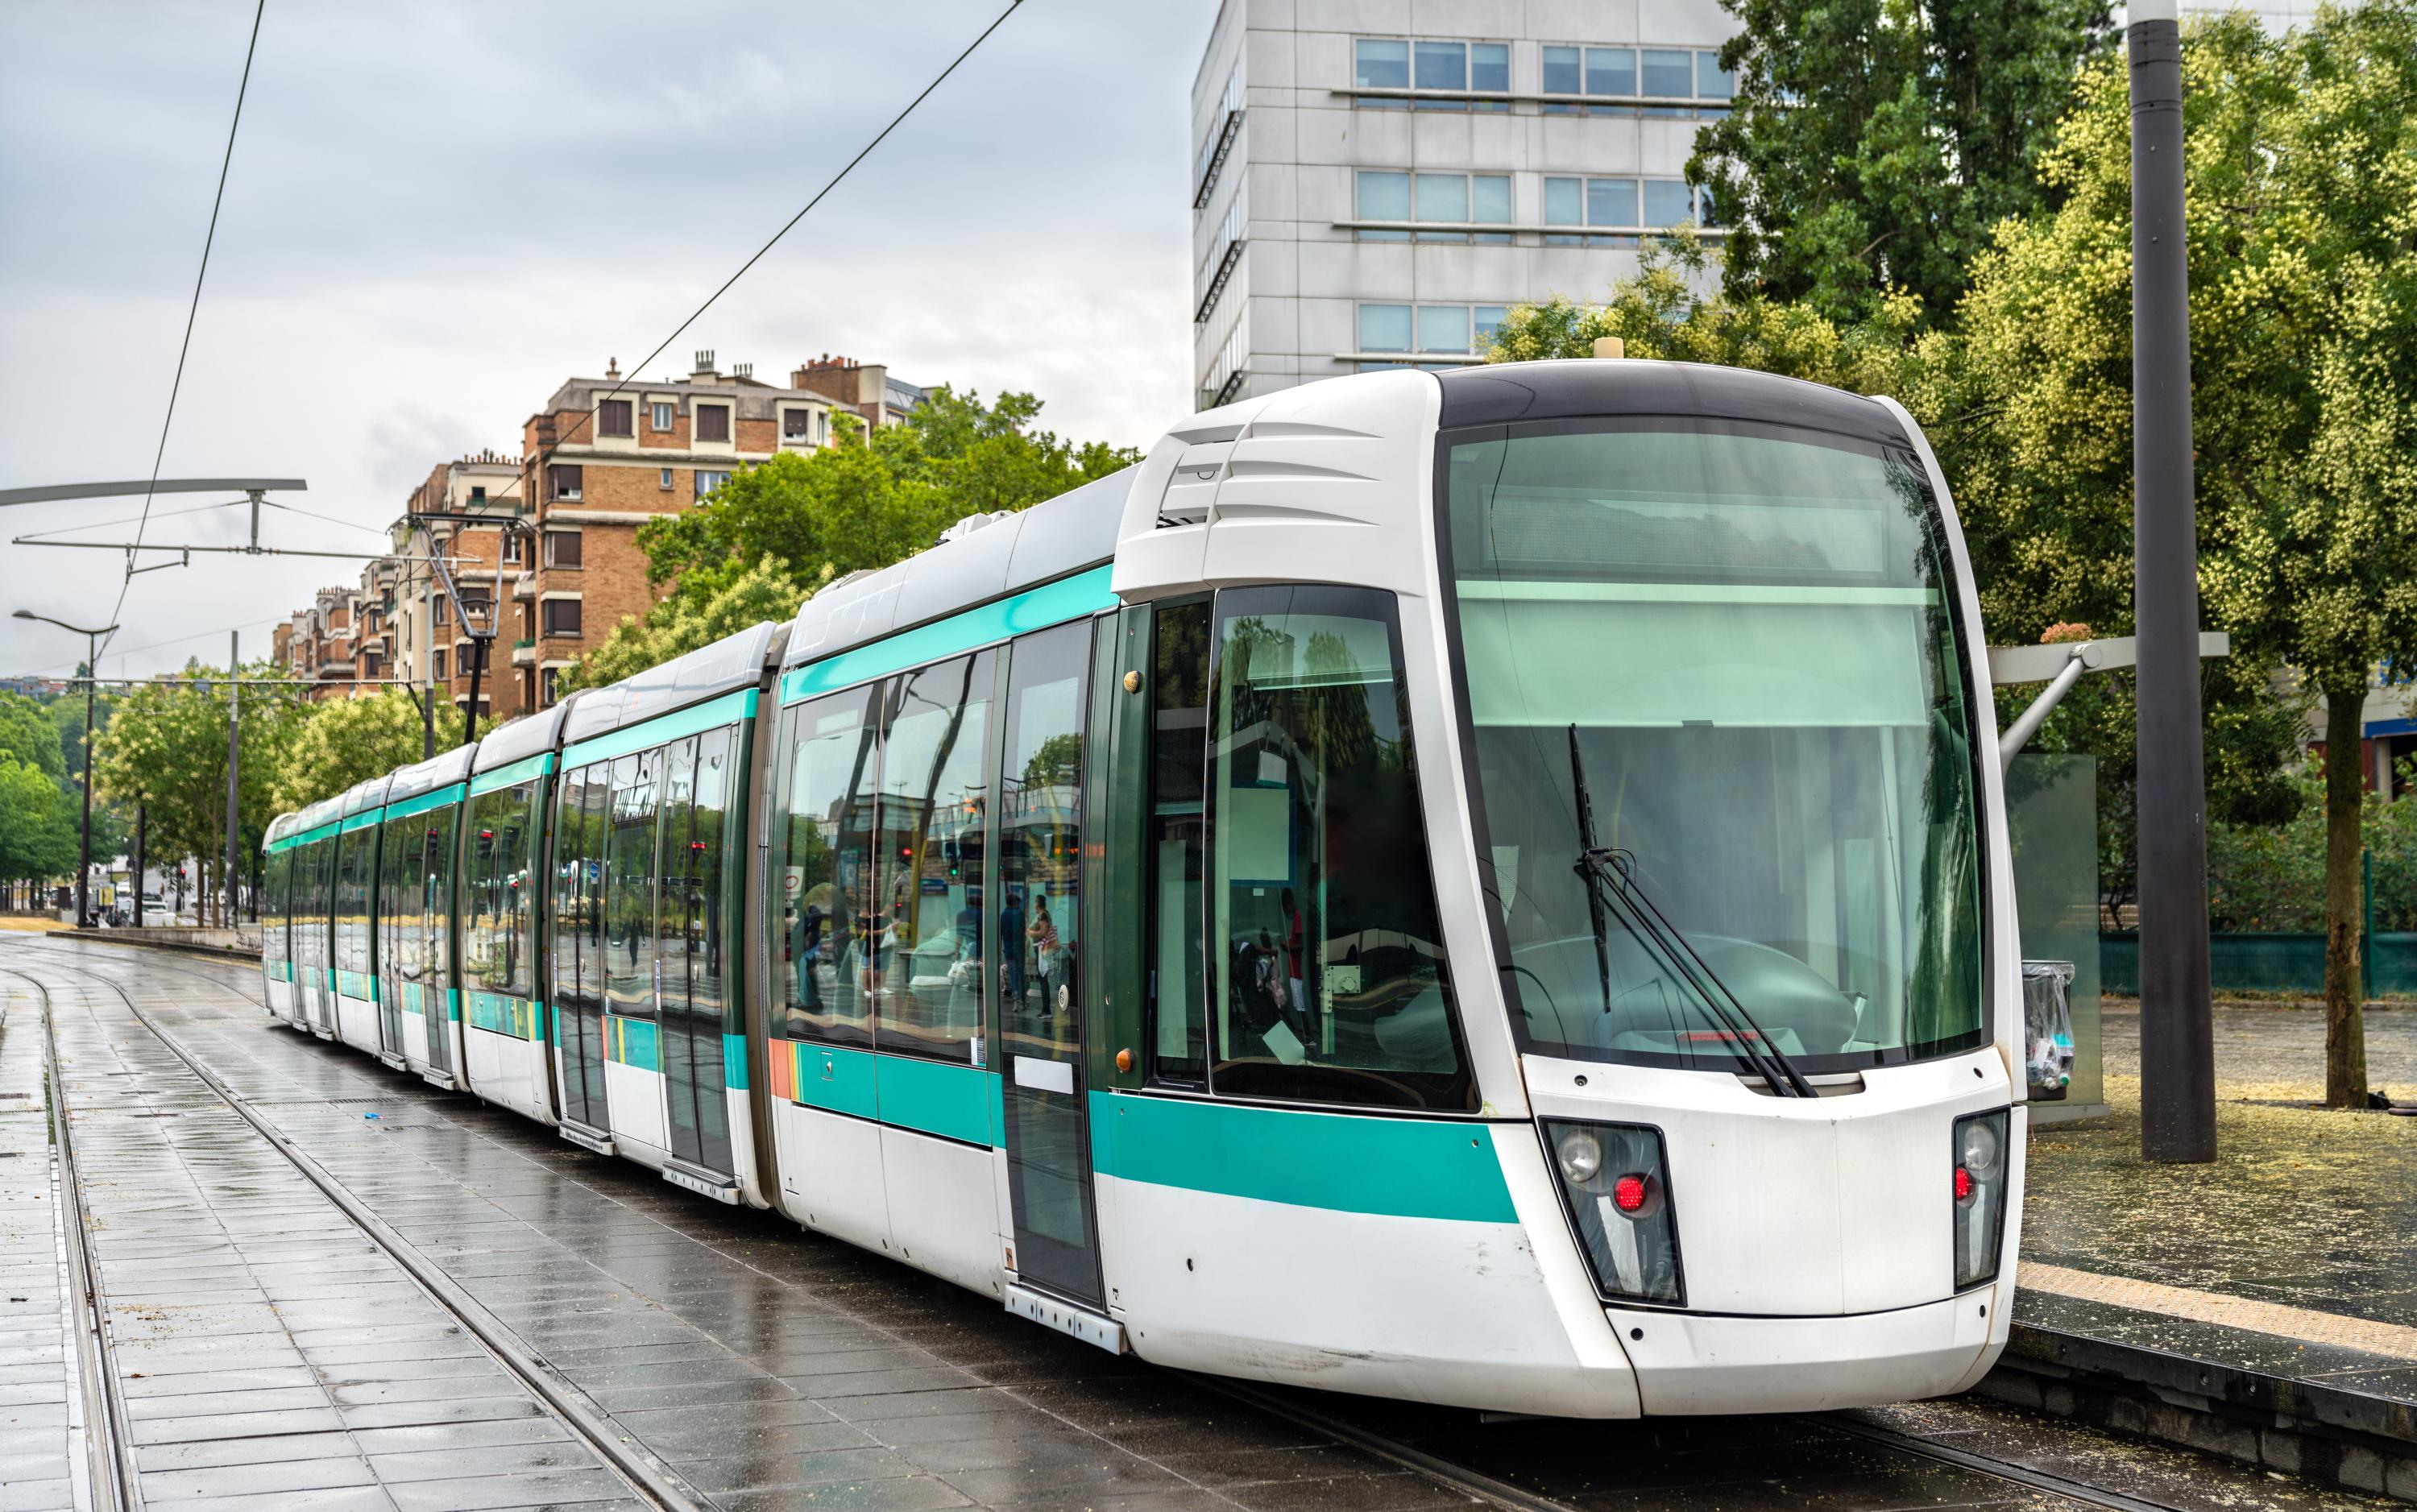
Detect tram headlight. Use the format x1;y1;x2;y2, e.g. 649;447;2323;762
1952;1108;2012;1290
1540;1120;1683;1307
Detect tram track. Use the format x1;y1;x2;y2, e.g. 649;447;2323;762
5;938;2299;1512
20;968;143;1511
1;946;703;1512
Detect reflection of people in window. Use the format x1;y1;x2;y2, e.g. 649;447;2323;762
1030;897;1059;1011
1282;887;1305;1020
1000;888;1027;1007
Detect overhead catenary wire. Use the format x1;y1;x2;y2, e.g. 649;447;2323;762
442;0;1026;532
110;0;267;657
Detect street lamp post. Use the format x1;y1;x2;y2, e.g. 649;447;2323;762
13;610;120;929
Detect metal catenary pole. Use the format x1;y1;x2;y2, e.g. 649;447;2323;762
133;805;146;928
2129;0;2216;1162
78;632;97;928
226;630;241;929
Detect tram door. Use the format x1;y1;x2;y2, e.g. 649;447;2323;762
553;762;612;1131
997;621;1105;1305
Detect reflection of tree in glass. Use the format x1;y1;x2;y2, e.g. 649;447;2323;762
1022;732;1081;792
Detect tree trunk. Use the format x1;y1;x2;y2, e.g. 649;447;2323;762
2324;688;2369;1108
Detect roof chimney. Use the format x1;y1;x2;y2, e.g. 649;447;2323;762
605;356;620;379
692;349;718;381
734;362;753;380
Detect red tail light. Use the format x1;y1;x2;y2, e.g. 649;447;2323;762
1953;1166;1975;1204
1612;1174;1649;1213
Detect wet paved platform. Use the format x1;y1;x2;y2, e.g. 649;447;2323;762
1;934;2402;1512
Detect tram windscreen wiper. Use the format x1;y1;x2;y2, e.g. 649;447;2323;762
1565;727;1818;1099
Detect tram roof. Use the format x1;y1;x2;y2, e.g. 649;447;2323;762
338;773;392;818
780;465;1134;673
558;619;782;749
471;698;574;777
383;744;475;803
1432;358;1916;450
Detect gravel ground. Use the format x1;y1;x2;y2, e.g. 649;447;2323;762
2025;1004;2417;1327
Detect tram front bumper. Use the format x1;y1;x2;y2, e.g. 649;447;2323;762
1605;1286;2006;1415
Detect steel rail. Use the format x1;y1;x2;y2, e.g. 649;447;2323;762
9;969;143;1511
1;946;699;1512
1821;1411;2193;1512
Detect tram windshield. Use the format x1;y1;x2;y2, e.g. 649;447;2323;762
1441;417;1987;1074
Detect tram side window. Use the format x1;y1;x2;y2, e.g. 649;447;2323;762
658;738;699;1025
555;765;607;1013
466;783;537;1004
778;687;881;1047
1000;623;1088;1046
690;728;732;1032
876;650;994;1063
1150;600;1211;1083
263;849;290;967
335;829;372;982
379;814;420;993
1208;586;1471;1110
422;808;454;988
605;751;660;1020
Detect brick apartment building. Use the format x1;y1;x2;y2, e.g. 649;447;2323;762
272;350;922;722
512;351;918;710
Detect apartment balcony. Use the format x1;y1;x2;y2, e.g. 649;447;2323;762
512;639;536;665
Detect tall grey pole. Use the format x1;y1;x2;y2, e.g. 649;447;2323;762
423;532;437;760
2130;0;2215;1162
226;631;242;930
133;805;146;928
77;634;96;929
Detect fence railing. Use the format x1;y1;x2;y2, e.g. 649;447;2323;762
2100;931;2417;996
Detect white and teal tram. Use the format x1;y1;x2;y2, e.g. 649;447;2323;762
258;362;2022;1417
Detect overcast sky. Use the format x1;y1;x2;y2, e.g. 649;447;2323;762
0;0;1214;681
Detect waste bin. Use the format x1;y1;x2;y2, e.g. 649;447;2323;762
2021;959;2076;1101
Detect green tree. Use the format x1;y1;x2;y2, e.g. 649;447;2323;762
272;688;477;814
0;757;76;893
0;691;65;781
1942;6;2417;1104
92;661;307;925
636;388;1137;592
556;555;828;697
566;387;1137;694
1691;0;2112;323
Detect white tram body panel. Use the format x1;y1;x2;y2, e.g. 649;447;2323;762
257;362;2022;1419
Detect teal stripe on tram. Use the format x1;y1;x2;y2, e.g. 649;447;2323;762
468;991;537;1038
722;1033;749;1091
288;818;343;848
789;1042;879;1121
469;751;553;797
336;969;371;1000
400;983;425;1015
876;1056;995;1146
448;988;462;1022
382;784;463;822
780;565;1117;705
1088;1092;1519;1224
562;688;756;772
340;810;384;835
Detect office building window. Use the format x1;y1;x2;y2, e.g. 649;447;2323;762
1354;37;1407;90
597;399;632;437
1359;304;1412;354
1544;42;1738;117
651;401;674;431
1357;37;1507;110
695;404;730;442
1356;170;1410;240
542;599;582;637
1642;48;1694;114
1698;51;1736;101
1586;177;1639;229
1357;303;1510;368
1415;172;1466;240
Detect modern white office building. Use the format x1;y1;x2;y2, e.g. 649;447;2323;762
1191;0;1741;408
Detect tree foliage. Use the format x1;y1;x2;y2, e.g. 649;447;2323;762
0;691;65;781
91;662;309;924
635;387;1138;593
556;555;830;697
271;689;478;814
1692;0;2112;323
558;387;1138;694
0;758;75;885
